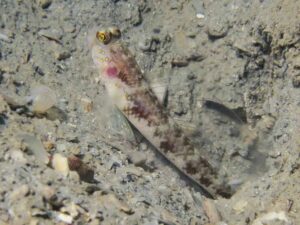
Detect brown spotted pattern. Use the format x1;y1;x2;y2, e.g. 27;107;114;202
110;43;143;86
103;41;234;198
123;89;168;126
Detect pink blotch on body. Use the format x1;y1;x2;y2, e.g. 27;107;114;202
106;66;118;78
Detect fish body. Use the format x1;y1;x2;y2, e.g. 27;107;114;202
89;28;233;198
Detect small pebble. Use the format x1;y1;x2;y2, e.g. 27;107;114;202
56;143;67;151
63;22;76;33
138;36;160;52
43;140;55;150
203;198;221;223
89;219;101;225
28;85;57;113
56;212;73;224
207;18;229;39
129;5;142;26
292;74;300;88
67;155;95;183
39;185;56;200
171;57;189;67
60;202;80;218
196;13;205;19
0;32;12;43
9;185;30;202
99;193;133;214
261;115;276;131
7;149;27;163
51;153;70;175
38;29;62;43
0;95;9;113
232;199;248;214
69;145;81;155
37;0;52;9
54;51;71;61
293;55;300;69
252;211;291;225
128;151;147;167
81;97;93;112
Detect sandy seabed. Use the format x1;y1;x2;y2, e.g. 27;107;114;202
0;0;299;224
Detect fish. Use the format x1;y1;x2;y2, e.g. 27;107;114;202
88;27;233;198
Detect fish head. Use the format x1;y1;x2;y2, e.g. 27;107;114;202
89;27;122;79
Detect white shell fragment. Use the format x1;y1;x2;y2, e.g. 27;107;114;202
51;153;70;176
55;212;73;224
149;79;167;104
196;13;205;19
28;85;57;113
252;211;292;225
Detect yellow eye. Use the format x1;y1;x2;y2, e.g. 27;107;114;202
96;31;111;44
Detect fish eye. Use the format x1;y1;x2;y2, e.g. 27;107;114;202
96;31;111;44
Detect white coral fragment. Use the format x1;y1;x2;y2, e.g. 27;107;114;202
252;211;293;225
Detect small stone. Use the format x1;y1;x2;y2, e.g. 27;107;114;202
60;202;80;218
81;97;93;112
261;115;276;131
203;198;221;224
138;37;152;51
293;55;300;69
0;61;18;73
63;22;76;33
38;29;62;42
252;211;291;225
54;51;71;61
10;185;30;202
129;5;142;26
268;150;281;158
68;171;80;182
44;106;68;122
69;145;80;155
39;185;56;200
196;13;205;19
171;57;189;67
7;149;27;163
159;208;180;225
128;151;147;167
37;0;52;9
169;0;181;9
43;141;55;150
0;95;9;113
138;36;160;52
67;155;95;183
0;32;11;43
292;74;300;88
21;51;30;64
99;194;134;214
85;185;101;195
28;85;57;113
29;218;39;225
56;212;73;224
186;53;205;62
51;153;70;175
233;199;248;214
207;18;229;39
56;143;67;151
89;219;101;225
